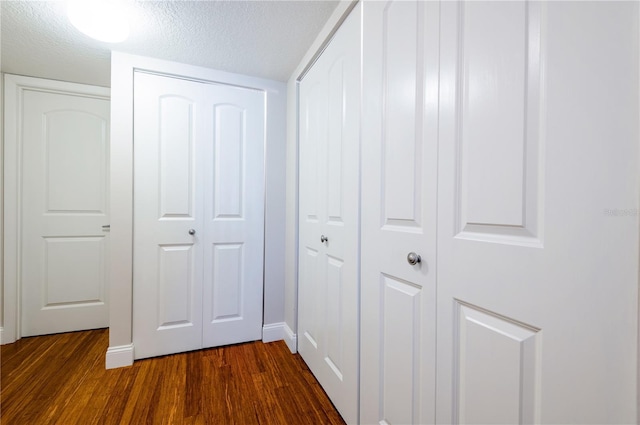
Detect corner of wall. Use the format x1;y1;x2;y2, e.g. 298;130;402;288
1;71;4;332
108;51;135;351
105;343;134;369
262;322;285;343
637;1;640;419
263;78;288;326
1;9;3;286
283;322;297;354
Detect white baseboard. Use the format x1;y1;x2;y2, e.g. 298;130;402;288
0;326;17;345
262;322;297;353
105;343;134;369
283;323;297;353
262;322;285;343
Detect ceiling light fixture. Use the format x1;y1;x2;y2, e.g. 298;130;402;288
67;0;130;43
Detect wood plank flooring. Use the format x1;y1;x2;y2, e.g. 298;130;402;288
1;329;346;425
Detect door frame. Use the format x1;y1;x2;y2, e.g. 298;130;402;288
2;74;110;344
106;52;286;368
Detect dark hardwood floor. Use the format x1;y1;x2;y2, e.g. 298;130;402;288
1;329;346;424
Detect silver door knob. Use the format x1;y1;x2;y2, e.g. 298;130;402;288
320;235;328;243
407;252;421;265
188;229;196;235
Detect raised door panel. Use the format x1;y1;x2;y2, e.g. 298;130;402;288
44;110;107;214
455;302;540;424
326;59;345;225
456;1;543;245
213;105;244;219
210;243;243;321
381;275;422;425
300;247;321;351
301;82;324;225
324;255;345;381
159;96;195;218
43;237;105;306
382;0;422;227
157;244;196;329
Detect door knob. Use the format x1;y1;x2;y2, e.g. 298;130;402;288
188;229;196;235
407;252;421;265
320;235;328;243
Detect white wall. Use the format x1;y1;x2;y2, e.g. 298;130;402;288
283;1;357;352
1;5;4;338
0;72;4;340
0;7;4;341
107;52;286;368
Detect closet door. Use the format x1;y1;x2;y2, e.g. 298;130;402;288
133;72;265;360
202;83;265;347
298;4;361;423
360;2;439;424
436;2;637;423
133;73;206;359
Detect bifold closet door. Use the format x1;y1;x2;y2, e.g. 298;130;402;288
435;2;637;423
297;3;361;424
360;1;439;424
133;72;265;360
360;1;637;423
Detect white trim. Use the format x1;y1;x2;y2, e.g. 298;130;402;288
2;74;110;345
3;73;19;345
262;322;285;343
0;327;4;345
283;322;297;353
105;343;134;369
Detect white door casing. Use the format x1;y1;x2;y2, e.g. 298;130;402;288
4;74;110;341
133;71;265;360
297;3;361;424
360;1;439;424
435;2;637;423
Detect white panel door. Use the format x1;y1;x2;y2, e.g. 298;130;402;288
436;2;637;423
202;82;265;348
360;1;439;424
133;73;205;359
21;89;110;337
133;72;265;360
298;4;360;424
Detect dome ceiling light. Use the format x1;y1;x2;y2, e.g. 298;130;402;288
67;0;130;43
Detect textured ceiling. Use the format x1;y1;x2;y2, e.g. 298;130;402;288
1;0;339;87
